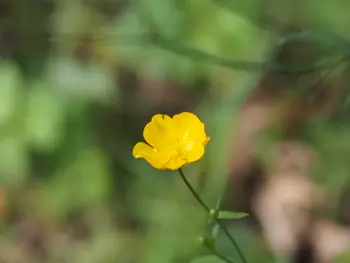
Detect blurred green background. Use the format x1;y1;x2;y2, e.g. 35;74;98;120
1;0;350;263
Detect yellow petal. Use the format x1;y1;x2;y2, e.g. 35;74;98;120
143;114;174;150
185;143;205;163
132;142;170;169
164;157;187;170
132;142;155;159
172;112;208;144
204;136;211;145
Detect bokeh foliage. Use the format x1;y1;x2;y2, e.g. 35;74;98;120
0;0;350;262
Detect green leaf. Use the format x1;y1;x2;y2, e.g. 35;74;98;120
215;220;273;263
41;148;111;218
143;230;177;263
190;255;226;263
75;148;111;206
24;82;66;152
0;60;21;125
47;57;114;103
335;251;350;263
0;136;29;187
212;224;220;238
217;211;248;220
215;197;222;209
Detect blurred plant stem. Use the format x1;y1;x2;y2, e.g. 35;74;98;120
178;168;248;263
197;236;235;263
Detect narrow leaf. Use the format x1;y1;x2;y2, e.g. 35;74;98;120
212;224;220;238
217;211;248;220
191;255;227;263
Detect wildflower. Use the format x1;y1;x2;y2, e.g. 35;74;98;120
133;112;210;170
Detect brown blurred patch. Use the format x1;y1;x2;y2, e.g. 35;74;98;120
272;141;316;175
0;186;7;218
228;90;287;175
73;34;95;61
253;142;323;257
311;219;350;263
222;38;348;215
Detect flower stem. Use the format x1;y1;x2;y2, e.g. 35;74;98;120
208;247;235;263
178;168;248;263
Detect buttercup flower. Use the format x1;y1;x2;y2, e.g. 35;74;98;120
133;112;210;170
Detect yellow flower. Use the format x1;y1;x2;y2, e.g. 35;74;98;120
133;112;210;170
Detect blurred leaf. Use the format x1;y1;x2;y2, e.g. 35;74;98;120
0;60;21;125
166;53;199;86
42;148;111;218
335;251;350;263
70;232;122;263
108;6;144;65
137;46;171;79
215;221;273;263
47;57;115;103
307;122;350;155
213;0;263;22
306;0;350;40
136;0;182;36
24;82;66;152
212;224;220;238
183;0;258;60
53;0;89;36
253;122;285;167
217;211;248;220
75;148;111;205
215;197;222;209
190;255;226;263
143;231;177;263
0;137;29;187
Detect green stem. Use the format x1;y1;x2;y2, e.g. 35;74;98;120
178;168;248;263
208;247;235;263
197;237;234;263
